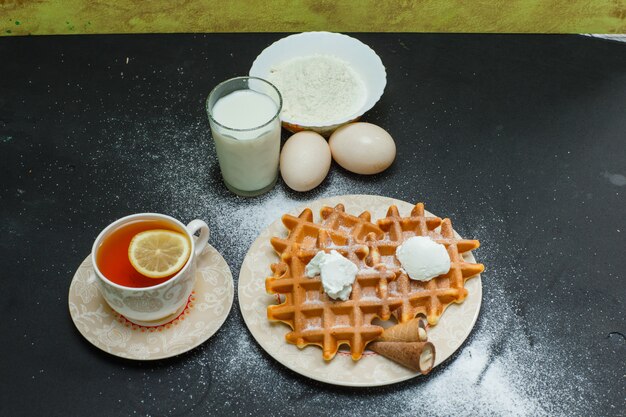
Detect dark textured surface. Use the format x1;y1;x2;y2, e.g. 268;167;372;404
0;34;625;416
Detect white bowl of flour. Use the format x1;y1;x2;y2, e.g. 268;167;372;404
250;32;387;136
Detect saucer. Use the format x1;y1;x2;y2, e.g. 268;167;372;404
69;243;233;360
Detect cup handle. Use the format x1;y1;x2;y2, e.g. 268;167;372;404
186;219;210;256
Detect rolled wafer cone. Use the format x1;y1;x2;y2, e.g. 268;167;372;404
377;317;428;342
369;341;436;374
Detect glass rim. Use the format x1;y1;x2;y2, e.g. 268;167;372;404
206;76;283;132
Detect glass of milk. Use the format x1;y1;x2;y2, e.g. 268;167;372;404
206;76;282;197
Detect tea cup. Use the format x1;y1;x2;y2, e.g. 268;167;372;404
91;213;209;325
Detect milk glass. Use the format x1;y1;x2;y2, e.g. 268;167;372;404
206;76;282;197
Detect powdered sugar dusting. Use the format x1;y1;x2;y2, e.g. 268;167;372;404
100;118;602;416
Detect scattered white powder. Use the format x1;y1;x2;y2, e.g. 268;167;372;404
89;117;608;417
268;54;366;125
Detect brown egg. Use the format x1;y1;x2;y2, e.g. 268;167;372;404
329;123;396;175
280;131;331;192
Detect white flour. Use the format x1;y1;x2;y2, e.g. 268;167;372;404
90;117;607;417
268;54;366;125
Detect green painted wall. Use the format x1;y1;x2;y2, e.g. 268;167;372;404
2;0;625;36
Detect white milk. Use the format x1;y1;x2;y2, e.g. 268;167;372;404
210;90;281;193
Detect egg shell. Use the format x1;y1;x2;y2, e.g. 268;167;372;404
280;131;331;192
329;122;396;175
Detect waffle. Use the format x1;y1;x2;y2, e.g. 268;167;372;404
266;202;484;361
375;204;485;324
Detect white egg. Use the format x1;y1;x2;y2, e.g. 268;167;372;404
329;123;396;175
280;131;331;192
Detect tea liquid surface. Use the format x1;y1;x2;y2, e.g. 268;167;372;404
96;219;188;288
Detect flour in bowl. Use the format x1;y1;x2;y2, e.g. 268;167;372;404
268;54;366;125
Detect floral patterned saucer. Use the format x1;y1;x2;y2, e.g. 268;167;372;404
68;243;233;360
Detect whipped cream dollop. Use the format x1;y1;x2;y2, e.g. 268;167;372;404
396;236;451;281
305;250;358;301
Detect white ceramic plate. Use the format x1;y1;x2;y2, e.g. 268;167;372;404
238;194;482;387
69;243;234;360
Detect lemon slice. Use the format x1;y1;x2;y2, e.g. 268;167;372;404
128;229;191;278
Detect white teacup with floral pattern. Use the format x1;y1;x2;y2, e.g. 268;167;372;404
91;213;210;325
